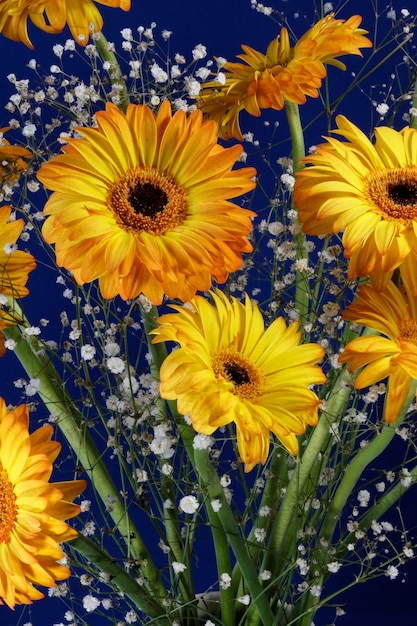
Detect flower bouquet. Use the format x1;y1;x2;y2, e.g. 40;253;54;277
0;1;416;625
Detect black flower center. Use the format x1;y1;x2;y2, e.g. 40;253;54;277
107;166;188;236
387;182;417;206
128;182;168;217
365;166;417;224
224;361;251;386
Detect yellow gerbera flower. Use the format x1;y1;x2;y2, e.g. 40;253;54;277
0;397;86;608
198;14;371;140
37;101;256;305
294;116;417;292
0;0;130;48
0;205;36;331
151;291;325;471
339;281;417;423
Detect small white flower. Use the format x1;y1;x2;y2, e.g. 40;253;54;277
385;565;399;579
24;326;41;336
104;342;120;357
179;495;199;514
310;584;322;598
192;44;207;60
210;499;222;512
237;595;250;606
327;561;341;573
125;610;138;623
81;344;96;361
25;378;41;397
399;468;412;487
220;573;232;589
193;433;213;450
254;528;266;542
22;124;36;137
357;489;371;507
375;102;389;116
172;561;187;575
260;570;272;580
83;595;100;612
107;356;126;374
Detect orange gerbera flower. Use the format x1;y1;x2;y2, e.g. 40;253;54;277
151;290;325;471
0;205;36;333
0;0;131;48
0;397;86;608
198;14;371;140
37;101;256;305
339;281;417;423
294;116;417;293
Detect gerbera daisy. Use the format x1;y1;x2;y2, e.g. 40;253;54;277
37;101;256;305
0;205;36;331
0;0;130;48
294;116;417;292
198;14;371;140
151;291;325;471
0;397;86;608
339;281;417;423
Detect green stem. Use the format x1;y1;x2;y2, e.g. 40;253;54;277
262;366;354;576
193;448;275;626
284;101;309;322
4;321;167;603
320;381;417;543
69;534;171;623
95;32;130;112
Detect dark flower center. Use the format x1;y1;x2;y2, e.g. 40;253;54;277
366;166;417;224
128;182;168;218
224;361;252;386
107;166;188;236
211;348;266;400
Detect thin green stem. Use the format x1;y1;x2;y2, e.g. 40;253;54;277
284;101;309;322
95;32;130;112
69;535;171;623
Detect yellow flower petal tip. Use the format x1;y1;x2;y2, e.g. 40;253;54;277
0;398;86;608
0;0;131;48
152;290;325;471
37;101;256;305
198;14;372;140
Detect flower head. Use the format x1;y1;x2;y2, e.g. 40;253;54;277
38;101;256;305
0;397;86;607
151;291;325;471
294;116;417;293
339;281;417;423
198;15;371;140
0;205;36;332
0;0;131;48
